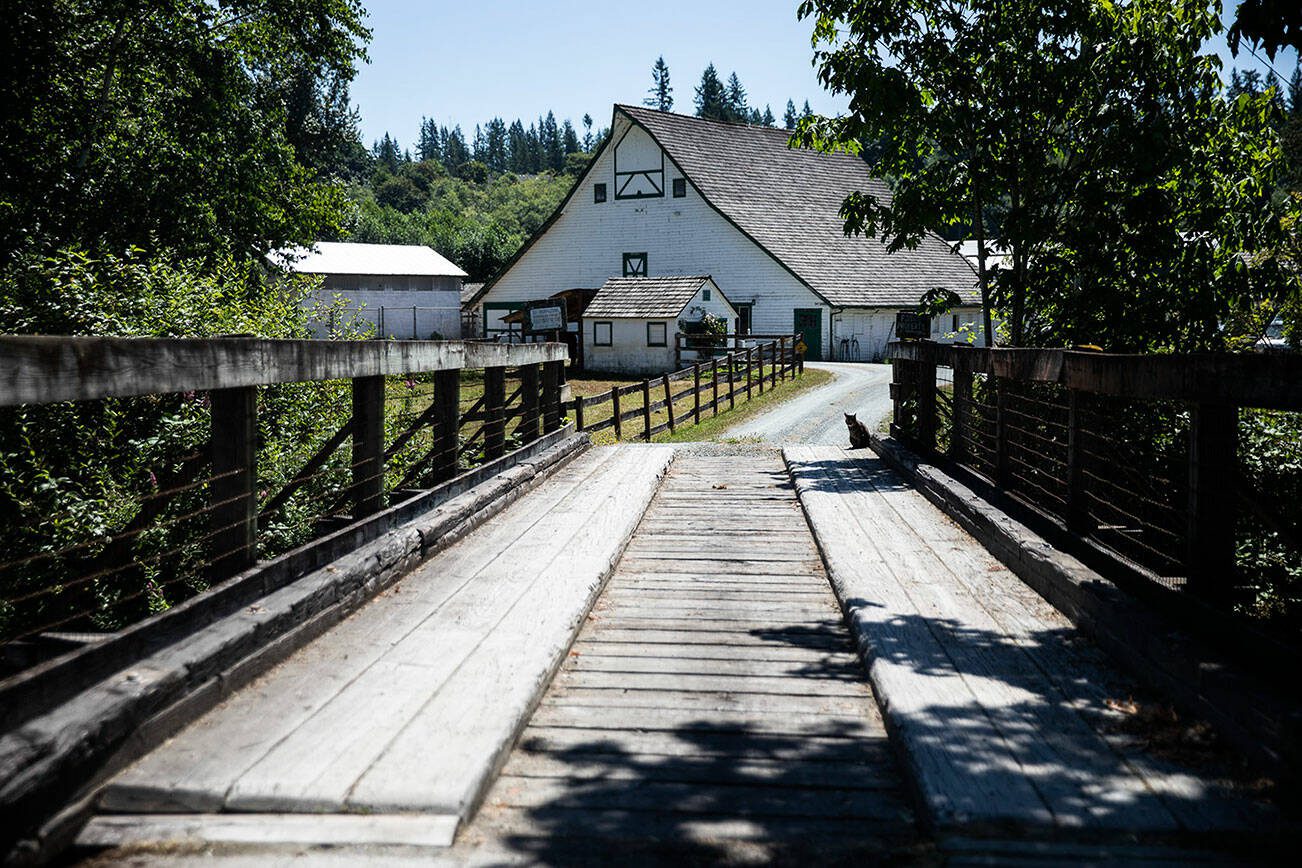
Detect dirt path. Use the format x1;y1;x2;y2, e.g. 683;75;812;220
724;362;892;445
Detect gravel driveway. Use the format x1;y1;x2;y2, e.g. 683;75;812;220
725;362;893;445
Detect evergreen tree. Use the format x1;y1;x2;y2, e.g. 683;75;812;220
695;63;728;120
645;56;674;111
443;125;469;169
373;133;401;171
725;72;749;122
416;117;441;162
561;119;580;155
484;118;508;172
762;104;776;127
783;99;798;129
526;122;542;172
582;113;594;151
542;111;563;171
801;99;813;120
472;124;486;162
508;119;529;172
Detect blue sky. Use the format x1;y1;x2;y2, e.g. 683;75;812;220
350;1;1299;151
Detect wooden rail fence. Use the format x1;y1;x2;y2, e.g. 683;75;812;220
887;340;1302;623
0;337;567;651
576;335;803;442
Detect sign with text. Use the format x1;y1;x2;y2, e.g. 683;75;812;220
525;304;565;333
895;312;932;340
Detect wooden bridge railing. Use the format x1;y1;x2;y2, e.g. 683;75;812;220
887;340;1302;627
0;337;567;657
576;335;802;442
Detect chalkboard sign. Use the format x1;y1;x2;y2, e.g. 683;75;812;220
896;312;932;340
525;304;565;333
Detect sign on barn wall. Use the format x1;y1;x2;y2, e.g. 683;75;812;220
525;303;565;334
895;312;932;340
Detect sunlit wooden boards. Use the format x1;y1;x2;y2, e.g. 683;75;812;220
785;445;1264;838
454;453;919;864
89;444;674;849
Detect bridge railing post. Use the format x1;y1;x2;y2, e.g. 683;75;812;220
517;363;540;444
1065;389;1093;534
915;356;937;456
994;377;1010;487
483;365;506;460
950;351;971;463
542;359;563;434
209;385;258;579
1187;402;1237;604
431;368;459;483
351;375;385;519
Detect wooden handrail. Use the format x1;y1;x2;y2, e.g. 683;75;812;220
0;336;567;407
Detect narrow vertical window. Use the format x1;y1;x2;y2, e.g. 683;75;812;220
672;177;686;198
593;183;607;203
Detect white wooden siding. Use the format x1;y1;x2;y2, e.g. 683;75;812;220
831;306;984;362
582;282;737;375
480;113;829;351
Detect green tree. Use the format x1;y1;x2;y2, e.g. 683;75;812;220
762;104;776;127
794;0;1296;351
0;0;369;265
783;99;798;129
645;56;674;111
725;72;749;122
695;63;728;120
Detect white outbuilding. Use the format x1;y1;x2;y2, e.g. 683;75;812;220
269;241;467;339
582;275;737;375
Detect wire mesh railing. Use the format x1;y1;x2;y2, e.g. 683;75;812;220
890;340;1302;640
0;337;568;674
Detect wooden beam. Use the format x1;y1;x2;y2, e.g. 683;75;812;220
350;376;385;519
516;364;540;444
542;360;562;434
209;386;257;579
663;375;675;433
693;363;702;425
1187;403;1238;603
482;366;506;460
642;379;653;441
711;359;719;417
431;369;460;483
0;337;568;407
611;385;622;441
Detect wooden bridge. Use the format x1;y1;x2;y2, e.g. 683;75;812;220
0;336;1297;865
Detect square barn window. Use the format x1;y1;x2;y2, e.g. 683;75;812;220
593;321;613;346
622;252;647;277
647;321;667;347
593;183;607;203
672;177;686;198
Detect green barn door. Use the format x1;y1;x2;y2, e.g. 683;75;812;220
793;308;823;361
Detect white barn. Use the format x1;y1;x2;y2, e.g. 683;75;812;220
270;242;466;339
467;105;980;362
583;275;737;375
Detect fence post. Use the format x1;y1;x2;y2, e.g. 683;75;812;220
663;374;675;433
518;363;540;443
642;378;653;441
951;353;971;462
693;363;702;424
432;368;459;482
915;355;937;455
758;345;766;395
746;348;754;400
994;378;1010;487
710;358;719;416
542;359;563;434
611;387;622;441
779;337;788;381
350;375;385;517
209;386;258;578
1187;403;1237;604
484;365;506;460
726;353;736;409
1065;389;1091;533
770;342;778;389
574;395;585;432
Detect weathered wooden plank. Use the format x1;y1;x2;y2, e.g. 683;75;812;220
0;336;568;406
76;813;459;848
549;669;868;698
517;726;890;763
498;751;896;790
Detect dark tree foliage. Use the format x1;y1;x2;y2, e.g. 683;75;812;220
1229;0;1302;61
695;63;728;120
645;56;674;111
0;0;370;264
784;99;798;129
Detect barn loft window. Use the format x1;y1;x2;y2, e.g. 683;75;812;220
672;177;686;198
593;321;613;346
622;252;647;277
593;183;607;203
702;288;711;301
647;321;667;347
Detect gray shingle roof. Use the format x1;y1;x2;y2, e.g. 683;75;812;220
584;276;718;318
617;105;978;307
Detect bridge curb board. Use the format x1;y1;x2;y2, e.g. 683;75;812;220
1;430;589;864
786;445;1274;843
864;432;1301;783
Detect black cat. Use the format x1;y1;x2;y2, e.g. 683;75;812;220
845;412;871;449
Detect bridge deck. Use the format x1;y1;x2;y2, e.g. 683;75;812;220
452;451;917;863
